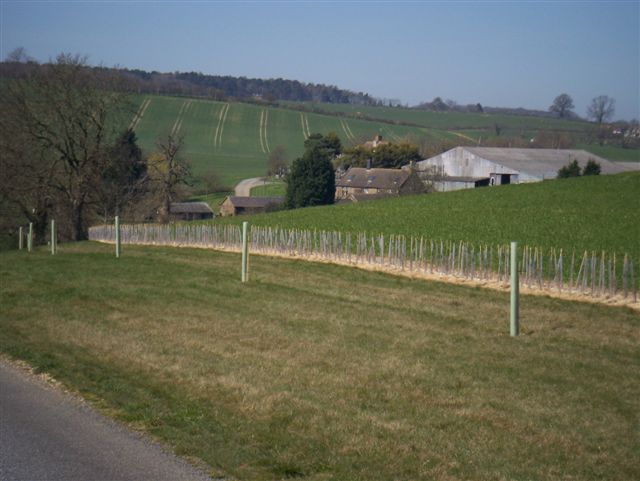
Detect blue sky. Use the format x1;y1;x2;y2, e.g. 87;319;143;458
1;1;638;120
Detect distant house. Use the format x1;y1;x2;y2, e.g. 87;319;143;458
335;167;424;201
219;196;284;216
415;146;638;192
169;202;214;221
362;134;388;150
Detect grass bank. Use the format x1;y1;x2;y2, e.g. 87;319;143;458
1;243;638;480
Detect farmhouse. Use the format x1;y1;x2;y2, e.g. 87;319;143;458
415;147;637;191
220;196;283;216
169;202;214;221
335;167;424;200
362;134;388;150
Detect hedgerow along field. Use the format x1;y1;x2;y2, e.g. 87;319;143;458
128;95;452;186
2;243;639;480
215;172;640;263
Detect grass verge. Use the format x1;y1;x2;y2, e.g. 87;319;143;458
1;243;639;480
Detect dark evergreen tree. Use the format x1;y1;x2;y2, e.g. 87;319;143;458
98;129;148;219
285;136;336;209
583;159;601;176
557;159;582;178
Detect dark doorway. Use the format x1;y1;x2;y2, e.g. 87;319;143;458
501;174;511;185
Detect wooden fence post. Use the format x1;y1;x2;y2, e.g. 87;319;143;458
241;221;249;282
510;241;519;337
18;226;23;250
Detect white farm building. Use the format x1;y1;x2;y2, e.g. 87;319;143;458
415;147;638;191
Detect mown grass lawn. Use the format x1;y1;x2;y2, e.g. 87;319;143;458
1;243;638;480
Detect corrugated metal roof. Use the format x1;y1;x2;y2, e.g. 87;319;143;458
335;167;412;189
170;202;214;214
461;147;636;176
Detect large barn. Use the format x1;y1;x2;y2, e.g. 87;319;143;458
415;147;637;191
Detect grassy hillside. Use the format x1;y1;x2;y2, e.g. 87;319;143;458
129;95;636;187
216;173;640;259
294;103;640;162
129;95;443;186
2;243;638;480
295;102;591;132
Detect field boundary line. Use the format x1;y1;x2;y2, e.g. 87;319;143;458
259;109;268;154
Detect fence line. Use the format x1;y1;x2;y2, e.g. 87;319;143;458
89;223;638;303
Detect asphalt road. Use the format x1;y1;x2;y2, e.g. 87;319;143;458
0;360;212;481
234;177;275;196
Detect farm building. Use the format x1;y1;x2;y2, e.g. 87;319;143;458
169;202;214;221
335;167;424;200
362;134;388;150
415;147;637;191
220;196;284;216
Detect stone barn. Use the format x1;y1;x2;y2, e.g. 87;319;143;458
335;167;424;201
169;202;214;221
415;147;637;191
219;196;284;216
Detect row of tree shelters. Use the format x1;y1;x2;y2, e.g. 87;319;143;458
414;147;638;192
219;196;284;216
335;167;424;201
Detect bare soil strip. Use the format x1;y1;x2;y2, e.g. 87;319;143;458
170;100;189;136
263;109;270;153
340;119;354;141
258;109;267;154
216;103;229;148
299;112;308;139
128;98;151;131
304;113;311;138
259;109;270;154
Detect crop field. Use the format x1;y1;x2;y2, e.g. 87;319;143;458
127;95;634;187
292;102;591;132
128;95;444;186
2;243;639;480
216;172;640;261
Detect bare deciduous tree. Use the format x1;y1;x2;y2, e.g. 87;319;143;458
1;54;132;240
587;95;615;124
149;132;192;223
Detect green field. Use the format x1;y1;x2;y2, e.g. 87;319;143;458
128;95;627;187
250;180;286;197
2;243;638;480
290;101;591;132
130;96;447;186
216;172;640;260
